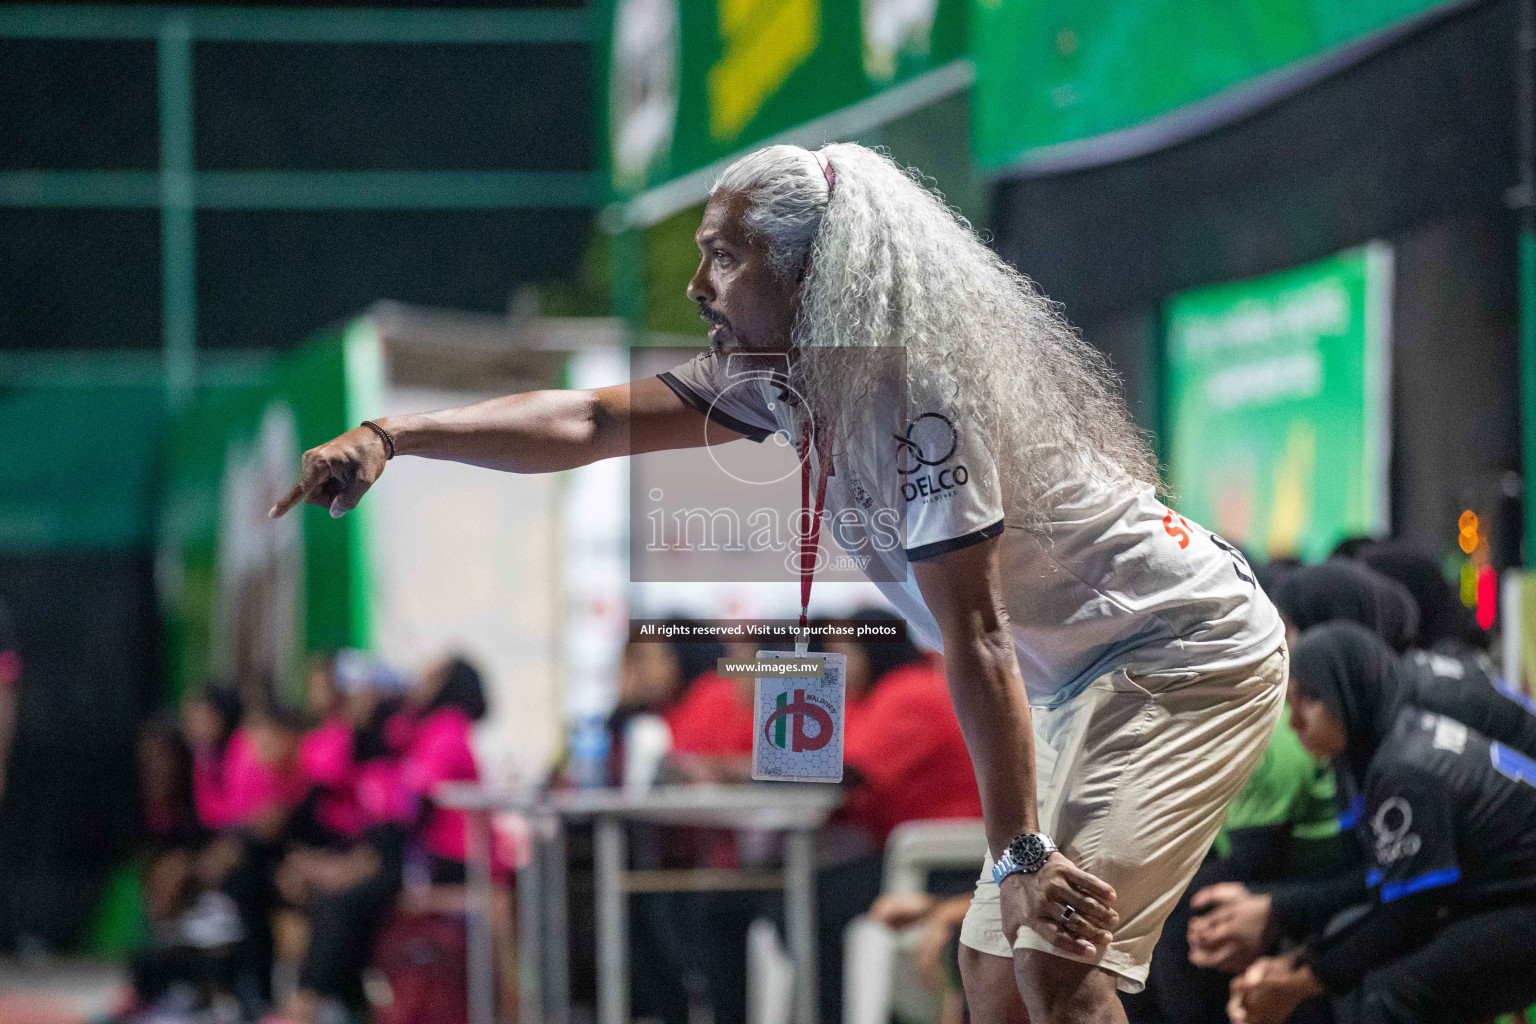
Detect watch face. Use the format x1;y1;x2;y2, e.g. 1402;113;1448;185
1008;833;1046;871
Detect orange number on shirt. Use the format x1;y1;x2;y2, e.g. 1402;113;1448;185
1164;508;1255;587
1162;512;1191;550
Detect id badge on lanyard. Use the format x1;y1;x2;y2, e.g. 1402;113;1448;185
751;426;847;782
751;649;846;782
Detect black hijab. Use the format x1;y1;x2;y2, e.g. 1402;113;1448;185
1252;556;1303;601
1273;560;1421;652
1354;542;1484;651
201;682;244;752
354;695;405;761
1290;621;1407;786
429;657;488;722
664;623;726;691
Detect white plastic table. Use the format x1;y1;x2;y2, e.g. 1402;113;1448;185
437;783;844;1024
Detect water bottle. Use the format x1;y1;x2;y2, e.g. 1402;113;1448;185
569;714;611;790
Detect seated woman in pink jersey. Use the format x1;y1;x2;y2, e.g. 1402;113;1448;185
276;652;418;1024
293;652;363;844
291;650;410;847
184;686;306;834
393;656;494;884
181;686;307;1015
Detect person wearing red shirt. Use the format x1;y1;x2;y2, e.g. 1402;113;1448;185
609;627;754;785
664;670;754;766
838;626;984;843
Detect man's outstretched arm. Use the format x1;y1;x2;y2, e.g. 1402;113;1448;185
270;376;746;519
913;536;1118;957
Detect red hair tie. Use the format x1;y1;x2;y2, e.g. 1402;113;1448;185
812;150;836;195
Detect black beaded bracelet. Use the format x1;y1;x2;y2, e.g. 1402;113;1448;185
360;420;396;460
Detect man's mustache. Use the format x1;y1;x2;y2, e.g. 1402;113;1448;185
697;303;730;330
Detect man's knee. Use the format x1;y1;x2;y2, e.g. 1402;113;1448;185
959;942;1007;990
959;944;1030;1024
1014;949;1123;1024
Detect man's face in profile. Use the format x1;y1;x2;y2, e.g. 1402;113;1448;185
686;192;800;360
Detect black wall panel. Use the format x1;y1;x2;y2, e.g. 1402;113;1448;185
195;42;591;171
996;0;1518;324
196;207;592;349
0;554;157;949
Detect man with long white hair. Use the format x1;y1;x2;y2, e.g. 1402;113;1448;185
273;143;1286;1024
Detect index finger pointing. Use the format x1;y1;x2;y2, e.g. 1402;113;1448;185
268;480;307;519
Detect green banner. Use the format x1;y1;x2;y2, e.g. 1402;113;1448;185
1164;244;1392;562
601;0;968;203
157;322;383;704
974;0;1461;172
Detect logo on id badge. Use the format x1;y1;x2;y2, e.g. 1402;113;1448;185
751;650;846;783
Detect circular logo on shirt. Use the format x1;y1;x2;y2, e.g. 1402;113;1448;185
896;412;970;505
894;412;959;475
1372;797;1423;863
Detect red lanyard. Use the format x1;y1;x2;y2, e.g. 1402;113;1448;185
797;426;831;653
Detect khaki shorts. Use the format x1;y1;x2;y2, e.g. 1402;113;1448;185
959;646;1287;993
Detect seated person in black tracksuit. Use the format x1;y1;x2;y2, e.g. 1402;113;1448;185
1398;643;1536;760
1226;622;1536;1024
1182;561;1415;992
1188;559;1536;973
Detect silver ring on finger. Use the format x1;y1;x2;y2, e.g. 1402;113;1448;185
1060;905;1076;925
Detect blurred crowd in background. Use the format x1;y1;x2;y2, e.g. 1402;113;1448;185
52;608;982;1024
0;527;1519;1024
124;651;498;1024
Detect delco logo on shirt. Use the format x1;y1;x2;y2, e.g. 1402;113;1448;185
895;413;969;503
1372;797;1423;864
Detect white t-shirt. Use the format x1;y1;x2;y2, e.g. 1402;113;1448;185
659;351;1284;708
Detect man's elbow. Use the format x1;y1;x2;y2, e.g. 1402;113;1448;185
576;389;619;456
941;615;1016;689
953;607;1013;664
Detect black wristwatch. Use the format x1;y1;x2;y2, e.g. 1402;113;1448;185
991;831;1058;884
